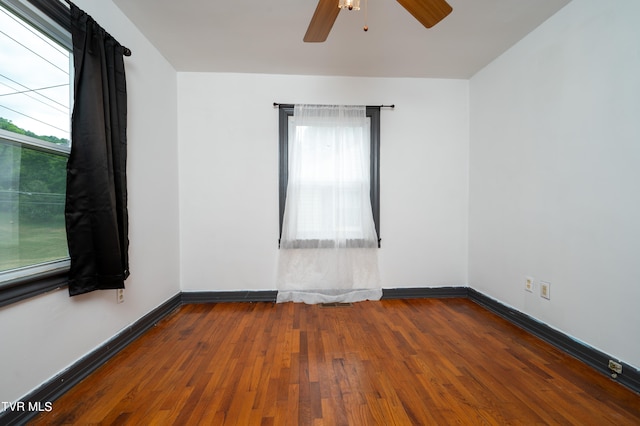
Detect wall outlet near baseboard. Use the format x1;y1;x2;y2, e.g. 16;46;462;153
608;360;622;376
540;281;550;300
525;277;534;292
116;288;125;304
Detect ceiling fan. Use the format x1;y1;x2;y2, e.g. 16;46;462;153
304;0;452;42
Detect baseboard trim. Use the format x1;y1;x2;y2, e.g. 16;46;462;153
0;293;182;426
382;286;468;299
467;288;640;394
181;290;278;303
3;287;637;425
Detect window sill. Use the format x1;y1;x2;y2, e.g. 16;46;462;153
279;239;380;249
0;262;69;308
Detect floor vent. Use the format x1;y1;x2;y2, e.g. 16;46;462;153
320;302;353;308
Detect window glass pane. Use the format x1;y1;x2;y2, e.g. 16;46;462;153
0;2;71;144
0;141;68;271
289;121;371;240
0;1;71;278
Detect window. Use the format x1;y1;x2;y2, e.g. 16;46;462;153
278;105;381;247
0;0;72;304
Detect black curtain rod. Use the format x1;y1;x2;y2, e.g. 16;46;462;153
61;0;132;56
273;103;394;109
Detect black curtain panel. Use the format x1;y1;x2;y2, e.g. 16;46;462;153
65;4;129;296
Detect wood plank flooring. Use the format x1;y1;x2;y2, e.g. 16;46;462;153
30;299;640;425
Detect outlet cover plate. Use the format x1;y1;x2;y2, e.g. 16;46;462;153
540;281;550;300
525;277;534;292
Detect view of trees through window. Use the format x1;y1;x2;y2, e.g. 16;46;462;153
0;120;68;272
0;1;71;276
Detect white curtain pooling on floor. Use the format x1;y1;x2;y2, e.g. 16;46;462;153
276;104;382;304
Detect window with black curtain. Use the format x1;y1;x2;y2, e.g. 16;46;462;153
0;0;130;306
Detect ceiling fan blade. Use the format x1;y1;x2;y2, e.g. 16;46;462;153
304;0;340;42
396;0;452;29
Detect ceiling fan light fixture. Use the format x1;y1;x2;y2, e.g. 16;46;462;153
338;0;360;11
304;0;451;43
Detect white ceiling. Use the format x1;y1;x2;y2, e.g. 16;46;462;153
112;0;571;79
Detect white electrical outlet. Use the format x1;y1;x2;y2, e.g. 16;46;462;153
116;288;125;304
525;277;534;293
540;281;550;300
608;360;622;375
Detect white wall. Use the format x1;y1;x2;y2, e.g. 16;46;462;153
469;0;640;368
178;73;469;291
0;0;180;404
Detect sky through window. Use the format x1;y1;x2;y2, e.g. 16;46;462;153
0;2;70;143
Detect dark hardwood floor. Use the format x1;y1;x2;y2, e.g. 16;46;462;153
31;299;640;425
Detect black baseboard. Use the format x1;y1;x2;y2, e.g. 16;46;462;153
382;286;468;299
0;293;182;426
181;290;277;303
2;287;637;425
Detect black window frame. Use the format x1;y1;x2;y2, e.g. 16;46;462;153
0;0;72;307
278;104;381;248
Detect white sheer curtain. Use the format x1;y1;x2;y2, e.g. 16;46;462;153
276;104;382;304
